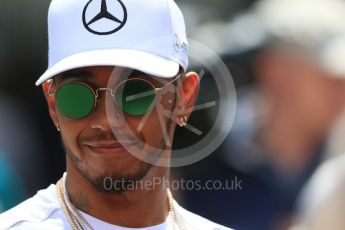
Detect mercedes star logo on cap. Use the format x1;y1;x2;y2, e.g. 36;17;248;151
82;0;127;35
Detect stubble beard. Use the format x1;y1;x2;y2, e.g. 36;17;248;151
63;140;167;195
60;107;174;194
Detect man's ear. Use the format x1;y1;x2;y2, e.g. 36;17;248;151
42;80;59;129
175;72;200;123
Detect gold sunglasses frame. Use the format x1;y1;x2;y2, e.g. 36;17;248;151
46;74;181;119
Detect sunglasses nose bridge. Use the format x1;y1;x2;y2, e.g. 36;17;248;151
94;88;115;112
95;88;115;98
91;87;122;128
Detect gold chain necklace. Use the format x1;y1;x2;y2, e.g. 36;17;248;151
56;174;188;230
57;176;92;230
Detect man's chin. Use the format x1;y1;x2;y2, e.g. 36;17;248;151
66;145;163;194
81;162;153;194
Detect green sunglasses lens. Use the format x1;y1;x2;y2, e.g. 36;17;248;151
115;80;156;116
55;83;95;119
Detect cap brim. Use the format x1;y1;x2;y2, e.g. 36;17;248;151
35;49;180;86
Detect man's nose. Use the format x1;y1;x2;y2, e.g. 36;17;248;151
90;90;124;131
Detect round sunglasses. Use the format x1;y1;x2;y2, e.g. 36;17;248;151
47;75;180;119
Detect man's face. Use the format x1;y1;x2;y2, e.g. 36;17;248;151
44;66;199;193
256;47;345;134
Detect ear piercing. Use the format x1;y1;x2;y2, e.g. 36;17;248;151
179;116;188;127
56;123;61;132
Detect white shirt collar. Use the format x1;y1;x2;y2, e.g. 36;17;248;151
80;210;175;230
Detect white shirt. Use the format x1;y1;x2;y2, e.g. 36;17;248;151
292;154;345;230
0;184;232;230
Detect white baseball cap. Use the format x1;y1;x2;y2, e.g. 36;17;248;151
35;0;189;86
254;0;345;77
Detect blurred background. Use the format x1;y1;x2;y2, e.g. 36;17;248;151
2;0;345;229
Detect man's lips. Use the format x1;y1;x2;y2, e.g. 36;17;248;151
83;141;136;155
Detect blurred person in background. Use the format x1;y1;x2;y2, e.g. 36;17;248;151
292;154;345;230
179;0;345;229
0;96;45;212
0;150;25;212
0;27;44;211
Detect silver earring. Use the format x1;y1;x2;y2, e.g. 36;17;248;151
116;113;121;118
56;123;61;132
183;116;188;126
179;116;188;127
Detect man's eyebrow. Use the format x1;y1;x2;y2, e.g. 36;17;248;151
57;70;93;81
